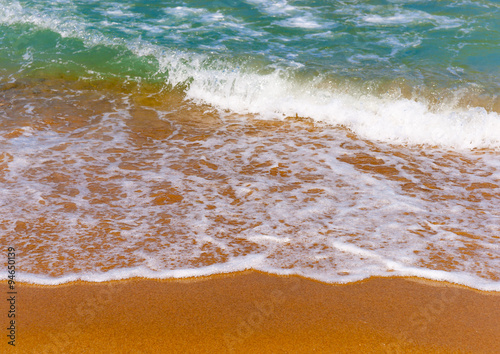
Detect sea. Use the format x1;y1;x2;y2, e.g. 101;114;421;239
0;0;499;290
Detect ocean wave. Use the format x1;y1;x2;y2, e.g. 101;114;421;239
164;59;500;149
1;0;499;150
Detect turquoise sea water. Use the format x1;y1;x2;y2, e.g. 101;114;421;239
1;1;500;288
1;0;499;100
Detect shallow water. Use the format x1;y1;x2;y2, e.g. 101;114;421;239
0;0;499;289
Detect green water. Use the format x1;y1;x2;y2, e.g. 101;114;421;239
1;0;498;96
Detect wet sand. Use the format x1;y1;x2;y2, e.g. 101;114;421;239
1;272;499;353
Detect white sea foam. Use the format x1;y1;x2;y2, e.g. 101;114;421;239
175;65;500;149
347;53;389;64
1;93;499;290
1;254;267;285
247;235;291;244
362;9;463;29
3;265;500;291
246;0;297;16
246;0;327;29
378;35;422;56
277;15;323;29
104;7;138;19
0;0;112;47
164;6;207;18
2;0;498;150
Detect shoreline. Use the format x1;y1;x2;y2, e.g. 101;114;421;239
2;272;499;353
7;270;500;292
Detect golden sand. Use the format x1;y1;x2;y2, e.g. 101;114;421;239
1;81;500;353
1;272;499;353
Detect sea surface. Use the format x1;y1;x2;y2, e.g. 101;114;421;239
0;0;499;290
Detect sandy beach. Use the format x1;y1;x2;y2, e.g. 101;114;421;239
2;272;499;353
